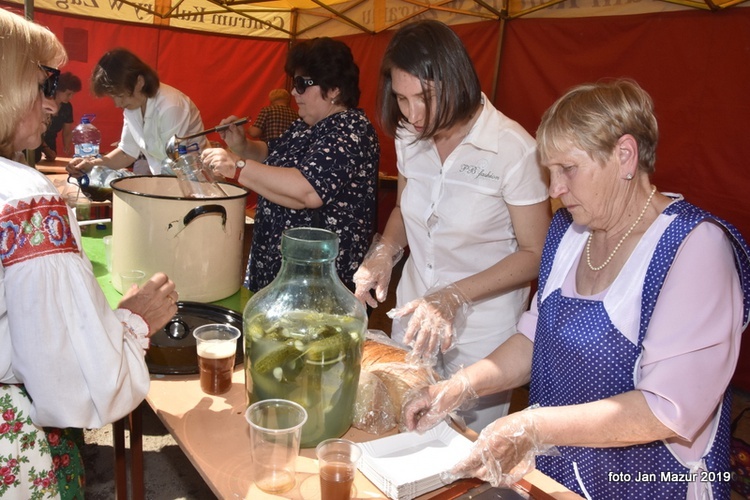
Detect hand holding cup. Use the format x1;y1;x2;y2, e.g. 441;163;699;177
117;272;178;335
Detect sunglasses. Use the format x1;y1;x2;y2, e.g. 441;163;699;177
293;76;316;95
39;64;60;99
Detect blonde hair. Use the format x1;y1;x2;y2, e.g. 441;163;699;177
0;9;67;158
269;88;290;104
537;79;658;174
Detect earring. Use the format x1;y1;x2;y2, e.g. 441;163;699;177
625;173;633;180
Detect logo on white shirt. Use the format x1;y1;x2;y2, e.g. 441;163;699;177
458;160;500;182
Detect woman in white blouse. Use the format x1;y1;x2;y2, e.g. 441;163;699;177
353;20;551;431
66;47;205;177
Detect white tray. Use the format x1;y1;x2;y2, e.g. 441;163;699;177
358;422;474;500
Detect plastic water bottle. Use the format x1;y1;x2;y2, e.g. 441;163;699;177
172;143;227;198
72;114;101;158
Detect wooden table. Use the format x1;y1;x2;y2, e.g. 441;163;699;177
69;188;579;500
35;156;72;174
146;369;582;500
75;222;248;499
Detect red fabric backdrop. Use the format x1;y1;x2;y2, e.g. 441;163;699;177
4;3;750;388
494;10;750;390
2;5;290;149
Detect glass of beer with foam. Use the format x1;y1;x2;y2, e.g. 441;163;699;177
193;323;241;395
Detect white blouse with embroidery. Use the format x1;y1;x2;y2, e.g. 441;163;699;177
0;156;150;429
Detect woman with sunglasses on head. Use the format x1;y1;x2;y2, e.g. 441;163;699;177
202;37;380;292
352;20;551;431
1;10;178;497
66;47;205;177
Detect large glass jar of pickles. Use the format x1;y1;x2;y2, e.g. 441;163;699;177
243;227;367;447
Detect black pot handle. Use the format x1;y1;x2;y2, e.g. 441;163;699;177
182;204;227;229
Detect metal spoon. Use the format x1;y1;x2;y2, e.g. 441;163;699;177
165;116;250;160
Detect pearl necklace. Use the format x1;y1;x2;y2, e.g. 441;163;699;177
586;186;657;272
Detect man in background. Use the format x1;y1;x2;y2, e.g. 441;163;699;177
248;89;298;143
36;72;82;161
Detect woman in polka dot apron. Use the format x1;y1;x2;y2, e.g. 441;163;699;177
402;79;750;500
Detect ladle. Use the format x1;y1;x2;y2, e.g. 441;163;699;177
165;116;250;160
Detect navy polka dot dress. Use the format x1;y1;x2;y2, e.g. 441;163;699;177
530;200;750;499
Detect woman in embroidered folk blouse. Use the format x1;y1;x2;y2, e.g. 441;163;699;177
0;10;178;498
402;79;750;500
201;37;380;292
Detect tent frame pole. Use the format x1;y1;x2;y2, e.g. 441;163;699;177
491;17;507;104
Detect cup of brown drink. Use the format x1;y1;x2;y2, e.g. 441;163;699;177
316;438;362;500
192;323;240;395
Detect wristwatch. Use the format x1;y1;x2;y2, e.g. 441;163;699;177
232;160;246;182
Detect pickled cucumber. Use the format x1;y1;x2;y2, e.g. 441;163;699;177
305;331;350;362
246;321;266;340
252;342;300;374
244;310;365;446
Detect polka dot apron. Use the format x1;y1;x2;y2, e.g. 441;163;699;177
530;200;750;499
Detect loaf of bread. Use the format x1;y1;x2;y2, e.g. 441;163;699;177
361;339;409;365
353;338;440;434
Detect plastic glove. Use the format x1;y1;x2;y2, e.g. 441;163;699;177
353;234;404;308
401;369;479;434
441;406;558;488
388;282;472;365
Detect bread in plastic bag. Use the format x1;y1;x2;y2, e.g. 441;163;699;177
352;330;439;434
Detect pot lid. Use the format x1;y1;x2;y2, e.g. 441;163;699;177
145;301;243;375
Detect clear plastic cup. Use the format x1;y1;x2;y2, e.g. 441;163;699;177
245;399;307;494
316;438;361;500
102;235;113;273
192;324;240;395
65;192;91;221
119;269;146;292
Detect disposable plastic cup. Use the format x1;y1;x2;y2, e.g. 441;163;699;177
119;270;146;291
245;399;307;494
192;324;240;395
316;438;361;500
102;235;113;273
65;192;91;221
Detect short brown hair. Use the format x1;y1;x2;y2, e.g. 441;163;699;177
91;48;159;98
378;20;481;140
285;37;360;108
58;72;82;93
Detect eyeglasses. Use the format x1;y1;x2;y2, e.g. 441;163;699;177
39;64;60;99
293;76;316;95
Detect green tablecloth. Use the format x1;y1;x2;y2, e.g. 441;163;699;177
80;221;250;313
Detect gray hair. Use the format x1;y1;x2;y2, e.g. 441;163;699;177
537;79;658;174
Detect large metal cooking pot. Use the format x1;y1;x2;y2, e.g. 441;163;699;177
110;176;248;302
